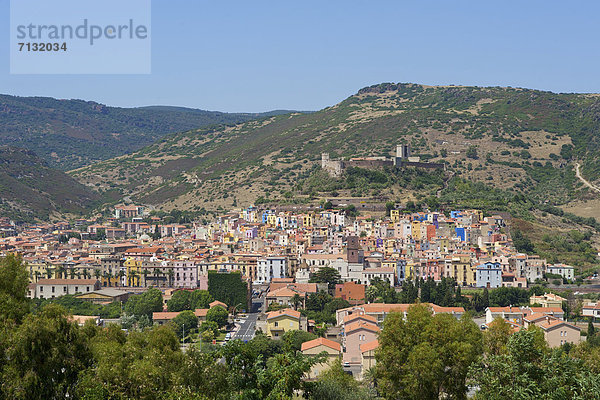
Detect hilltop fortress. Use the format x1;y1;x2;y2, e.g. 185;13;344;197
321;144;445;177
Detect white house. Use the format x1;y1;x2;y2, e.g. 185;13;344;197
475;262;502;288
257;256;287;283
546;264;575;281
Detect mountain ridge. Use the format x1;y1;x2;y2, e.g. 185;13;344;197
70;82;600;216
0;93;300;170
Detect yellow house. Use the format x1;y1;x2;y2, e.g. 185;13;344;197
301;337;342;379
267;214;277;227
302;214;313;228
266;308;301;338
411;221;422;240
406;260;417;281
449;254;475;286
27;261;55;283
360;339;379;380
125;257;142;287
390;209;400;222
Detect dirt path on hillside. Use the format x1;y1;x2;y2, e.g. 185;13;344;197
575;163;600;193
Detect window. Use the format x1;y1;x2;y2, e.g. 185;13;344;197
52;286;55;293
274;322;279;327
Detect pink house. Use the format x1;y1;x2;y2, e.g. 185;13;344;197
343;320;379;365
172;260;198;288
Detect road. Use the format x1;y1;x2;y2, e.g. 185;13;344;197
232;296;263;341
575;163;600;193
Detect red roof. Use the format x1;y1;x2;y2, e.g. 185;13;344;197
301;337;341;352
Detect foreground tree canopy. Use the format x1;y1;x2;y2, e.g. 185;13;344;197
2;256;600;399
375;303;483;400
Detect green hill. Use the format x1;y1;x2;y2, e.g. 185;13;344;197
0;146;101;221
72;83;600;215
0;94;296;170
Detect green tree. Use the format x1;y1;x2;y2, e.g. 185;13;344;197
375;304;483;400
167;290;192;312
206;306;228;328
2;304;92;400
588;319;596;338
124;288;163;320
190;290;213;310
484;317;513;356
469;329;600;399
172;310;199;339
466;145;478;159
306;361;374;400
199;320;219;338
291;293;303;310
281;329;317;352
0;254;30;324
309;267;342;292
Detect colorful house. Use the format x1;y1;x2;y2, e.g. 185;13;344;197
266;308;301;338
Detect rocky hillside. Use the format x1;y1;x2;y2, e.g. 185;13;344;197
0;146;101;221
71;83;600;214
0;94;294;169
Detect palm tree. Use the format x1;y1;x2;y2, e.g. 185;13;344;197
69;268;76;280
34;271;41;283
129;270;139;287
103;272;111;287
142;269;150;287
167;269;175;287
291;293;302;310
94;269;101;281
56;266;65;279
153;268;161;286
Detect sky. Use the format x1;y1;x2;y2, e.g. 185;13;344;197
0;0;599;113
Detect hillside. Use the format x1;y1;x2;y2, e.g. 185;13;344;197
0;94;295;169
0;146;101;221
72;83;600;215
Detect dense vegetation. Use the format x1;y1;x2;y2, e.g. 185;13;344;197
2;256;600;399
0;146;100;221
207;271;249;312
0;94;293;169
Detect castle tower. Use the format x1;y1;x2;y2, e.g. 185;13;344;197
321;153;330;168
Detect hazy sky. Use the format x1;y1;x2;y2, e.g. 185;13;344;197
0;0;598;112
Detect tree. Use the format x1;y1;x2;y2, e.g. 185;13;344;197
124;288;163;320
75;325;184;399
484;317;513;355
206;306;228;328
466;145;478;159
469;329;600;399
168;290;192;312
208;271;247;312
189;290;213;310
375;304;483;400
2;304;92;399
281;329;317;352
199;320;219;338
589;319;596;338
0;254;30;324
309;267;342;292
291;293;303;310
305;361;373;400
172;310;198;339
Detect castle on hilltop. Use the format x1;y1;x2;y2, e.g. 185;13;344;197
321;144;444;177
